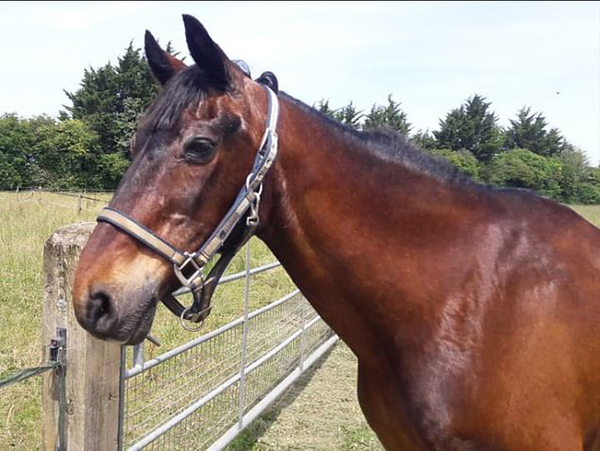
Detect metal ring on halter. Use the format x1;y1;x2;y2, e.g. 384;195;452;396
179;306;209;332
245;174;263;227
246;192;261;227
245;173;265;196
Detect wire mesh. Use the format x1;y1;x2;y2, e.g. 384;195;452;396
122;322;244;448
141;380;241;451
121;291;334;450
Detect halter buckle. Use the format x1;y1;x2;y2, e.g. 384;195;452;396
173;252;204;288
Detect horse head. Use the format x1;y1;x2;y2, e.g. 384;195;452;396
72;15;278;344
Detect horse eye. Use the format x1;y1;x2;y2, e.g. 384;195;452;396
184;138;216;163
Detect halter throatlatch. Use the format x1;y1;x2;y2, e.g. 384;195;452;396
97;84;279;331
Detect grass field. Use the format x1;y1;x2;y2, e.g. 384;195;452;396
0;191;598;450
0;191;113;449
571;205;600;228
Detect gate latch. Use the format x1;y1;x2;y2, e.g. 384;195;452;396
49;327;67;366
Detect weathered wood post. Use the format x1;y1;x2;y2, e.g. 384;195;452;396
42;223;122;450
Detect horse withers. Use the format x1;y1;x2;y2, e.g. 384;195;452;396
72;15;600;450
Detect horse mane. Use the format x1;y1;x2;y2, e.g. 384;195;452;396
143;66;211;131
143;61;252;132
280;92;478;188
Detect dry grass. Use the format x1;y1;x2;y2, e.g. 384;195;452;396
0;191;110;449
570;205;600;228
230;343;383;451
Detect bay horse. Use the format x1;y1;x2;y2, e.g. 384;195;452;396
72;15;600;450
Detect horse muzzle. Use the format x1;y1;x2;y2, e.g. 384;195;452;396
74;282;159;345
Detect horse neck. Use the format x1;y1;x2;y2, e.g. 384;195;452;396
259;95;486;358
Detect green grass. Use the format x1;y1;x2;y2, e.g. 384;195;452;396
0;191;598;450
229;344;383;451
0;191;111;449
570;205;600;228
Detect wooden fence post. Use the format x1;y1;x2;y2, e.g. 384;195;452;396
42;223;122;451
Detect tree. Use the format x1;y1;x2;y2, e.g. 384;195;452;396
410;129;437;150
316;99;336;118
32;119;101;189
315;99;362;129
487;148;562;198
555;142;590;203
0;41;180;191
0;114;105;190
0;114;38;189
63;42;159;184
94;152;131;189
572;181;600;204
363;95;411;135
504;106;563;157
434;94;504;162
578;167;600;204
64;63;120;153
333;101;363;129
429;148;481;180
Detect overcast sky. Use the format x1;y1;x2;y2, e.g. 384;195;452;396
1;1;599;163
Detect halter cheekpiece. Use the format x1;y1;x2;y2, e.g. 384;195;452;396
97;83;280;331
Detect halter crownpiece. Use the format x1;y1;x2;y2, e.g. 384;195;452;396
97;84;280;331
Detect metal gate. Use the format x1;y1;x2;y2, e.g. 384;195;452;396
118;246;337;450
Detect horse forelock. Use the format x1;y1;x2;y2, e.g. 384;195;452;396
140;59;253;134
142;66;209;132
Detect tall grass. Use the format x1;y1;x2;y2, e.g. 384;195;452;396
0;191;110;448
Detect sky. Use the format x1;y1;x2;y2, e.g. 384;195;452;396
1;1;599;164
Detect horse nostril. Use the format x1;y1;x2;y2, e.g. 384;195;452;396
87;289;115;330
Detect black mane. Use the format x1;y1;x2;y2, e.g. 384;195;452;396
280;92;478;188
143;61;253;132
143;66;210;131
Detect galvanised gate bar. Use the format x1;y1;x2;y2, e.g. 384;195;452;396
118;246;337;450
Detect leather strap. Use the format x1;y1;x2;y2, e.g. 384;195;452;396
162;223;255;321
97;207;186;266
96;84;279;326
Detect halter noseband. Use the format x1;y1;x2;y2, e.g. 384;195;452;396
97;84;279;331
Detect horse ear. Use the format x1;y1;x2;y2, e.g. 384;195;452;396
182;14;230;89
145;30;186;85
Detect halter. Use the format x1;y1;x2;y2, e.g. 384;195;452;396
97;84;279;331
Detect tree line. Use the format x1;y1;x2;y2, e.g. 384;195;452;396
318;95;600;204
1;43;598;204
0;43;157;190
